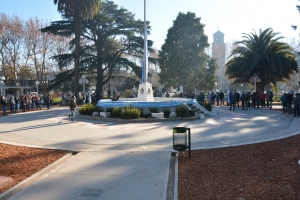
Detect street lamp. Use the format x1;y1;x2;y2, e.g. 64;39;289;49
241;83;243;92
35;81;40;95
250;73;261;92
79;75;89;93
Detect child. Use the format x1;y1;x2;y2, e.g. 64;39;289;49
68;96;77;121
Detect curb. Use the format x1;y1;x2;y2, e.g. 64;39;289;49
76;114;200;123
0;152;74;199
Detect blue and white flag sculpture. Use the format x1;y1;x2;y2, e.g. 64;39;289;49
226;88;230;104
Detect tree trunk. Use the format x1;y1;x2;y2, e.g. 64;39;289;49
73;14;81;95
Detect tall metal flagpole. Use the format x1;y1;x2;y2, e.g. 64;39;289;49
143;0;148;83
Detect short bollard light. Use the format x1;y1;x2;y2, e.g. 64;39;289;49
173;127;191;158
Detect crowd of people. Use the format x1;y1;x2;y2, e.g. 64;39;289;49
200;90;300;117
0;94;43;116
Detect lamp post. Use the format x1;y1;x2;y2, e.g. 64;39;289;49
241;83;243;92
250;73;261;92
0;80;5;96
35;81;40;95
79;75;89;93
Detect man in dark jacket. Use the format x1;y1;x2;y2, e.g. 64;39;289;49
229;92;236;111
219;91;224;106
286;92;294;115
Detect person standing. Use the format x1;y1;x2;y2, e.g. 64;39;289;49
35;96;41;110
46;94;50;109
229;92;236;111
255;91;260;109
240;92;245;110
216;91;220;106
269;91;274;110
244;92;251;110
280;93;287;114
219;91;224;106
2;97;7;116
266;91;270;108
107;89;111;99
10;97;16;114
286;92;293;114
61;92;66;106
251;92;256;108
68;96;77;121
260;91;266;107
82;93;86;105
15;96;20;113
235;91;240;108
43;93;47;106
293;93;300;117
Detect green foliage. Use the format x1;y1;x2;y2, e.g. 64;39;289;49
226;28;299;91
188;109;195;116
204;102;212;111
79;104;98;115
52;97;62;104
149;107;159;113
42;0;157;93
162;108;171;118
175;105;189;117
106;107;113;113
121;106;140;119
158;12;212;92
124;89;133;98
112;107;122;118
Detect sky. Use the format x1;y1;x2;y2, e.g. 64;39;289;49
1;0;300;50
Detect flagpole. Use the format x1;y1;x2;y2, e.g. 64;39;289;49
143;0;148;83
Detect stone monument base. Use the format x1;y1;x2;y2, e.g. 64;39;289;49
137;82;154;102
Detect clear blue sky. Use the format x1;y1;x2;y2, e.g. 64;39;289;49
1;0;300;50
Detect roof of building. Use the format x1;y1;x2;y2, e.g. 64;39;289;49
213;30;225;36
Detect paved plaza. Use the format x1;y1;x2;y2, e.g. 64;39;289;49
0;105;299;199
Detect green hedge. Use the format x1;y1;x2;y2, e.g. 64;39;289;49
79;104;102;115
176;105;189;117
122;106;140;119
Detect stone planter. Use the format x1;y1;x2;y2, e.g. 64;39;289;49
151;112;164;118
100;112;111;118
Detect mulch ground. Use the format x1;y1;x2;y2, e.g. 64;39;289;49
0;144;68;194
178;133;300;199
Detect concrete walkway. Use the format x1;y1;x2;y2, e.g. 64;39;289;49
0;105;299;199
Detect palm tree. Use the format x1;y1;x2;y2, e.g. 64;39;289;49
53;0;101;94
226;28;299;92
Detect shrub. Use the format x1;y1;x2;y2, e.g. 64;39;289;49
79;104;98;115
97;106;104;112
204;102;212;111
176;105;189;117
149;107;159;113
124;89;133;98
112;107;122;118
163;108;171;118
106;107;113;113
188;109;195;116
122;106;140;119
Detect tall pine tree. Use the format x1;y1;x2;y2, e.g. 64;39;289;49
158;12;215;93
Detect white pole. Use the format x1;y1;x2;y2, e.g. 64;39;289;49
143;0;148;83
83;82;85;93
